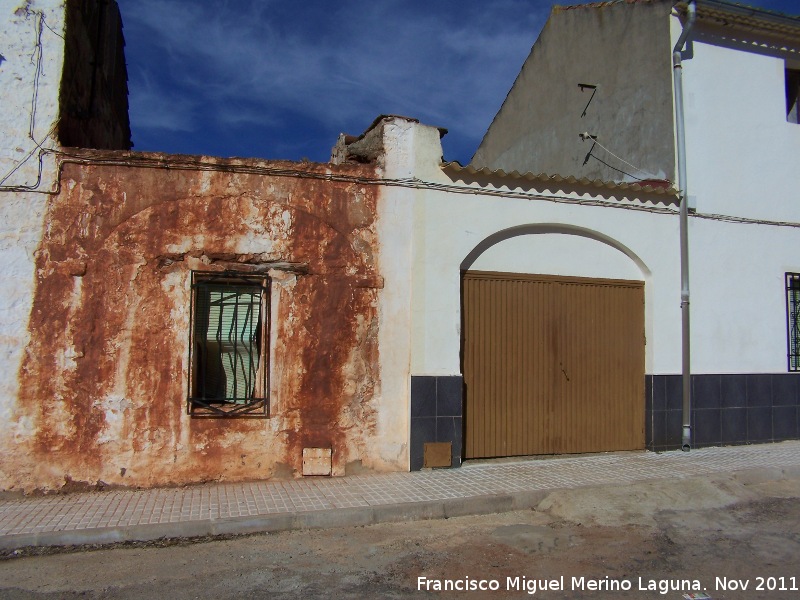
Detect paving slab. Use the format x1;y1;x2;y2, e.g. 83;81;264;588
1;441;799;549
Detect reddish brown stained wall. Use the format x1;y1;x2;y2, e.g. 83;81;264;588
10;153;385;491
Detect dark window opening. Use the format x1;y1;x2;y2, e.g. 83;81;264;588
786;68;800;124
786;273;800;372
188;272;270;417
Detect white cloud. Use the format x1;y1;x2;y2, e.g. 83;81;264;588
117;0;554;159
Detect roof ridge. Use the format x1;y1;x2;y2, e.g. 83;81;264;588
553;0;659;12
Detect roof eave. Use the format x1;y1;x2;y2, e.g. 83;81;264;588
441;161;680;199
674;0;800;40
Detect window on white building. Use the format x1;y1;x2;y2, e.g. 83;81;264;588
786;273;800;371
786;68;800;124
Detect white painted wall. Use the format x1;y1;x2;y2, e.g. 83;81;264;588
469;232;644;280
374;119;419;470
373;191;414;469
411;188;683;376
676;18;800;222
688;217;800;374
664;15;800;374
0;0;63;190
0;0;64;470
387;119;800;381
381;121;682;376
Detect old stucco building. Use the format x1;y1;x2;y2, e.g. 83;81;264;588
0;0;411;490
2;0;799;492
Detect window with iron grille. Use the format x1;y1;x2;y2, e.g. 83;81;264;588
188;272;270;416
786;273;800;372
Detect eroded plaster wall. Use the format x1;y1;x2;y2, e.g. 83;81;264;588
2;152;408;491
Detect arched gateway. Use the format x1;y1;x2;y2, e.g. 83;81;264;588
461;225;647;458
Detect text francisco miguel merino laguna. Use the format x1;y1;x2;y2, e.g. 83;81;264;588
417;575;707;595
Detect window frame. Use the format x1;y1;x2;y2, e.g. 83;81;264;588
786;272;800;372
187;271;271;417
786;67;800;124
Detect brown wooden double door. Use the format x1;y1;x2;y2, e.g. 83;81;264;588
462;271;645;458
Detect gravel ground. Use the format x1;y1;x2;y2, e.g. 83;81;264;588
0;473;798;599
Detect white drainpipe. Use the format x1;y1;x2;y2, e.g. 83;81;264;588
673;0;697;451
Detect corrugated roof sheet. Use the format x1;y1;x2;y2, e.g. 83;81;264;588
441;162;679;197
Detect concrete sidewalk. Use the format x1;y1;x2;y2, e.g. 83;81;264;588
2;441;800;550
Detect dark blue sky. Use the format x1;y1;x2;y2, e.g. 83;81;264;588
115;0;800;165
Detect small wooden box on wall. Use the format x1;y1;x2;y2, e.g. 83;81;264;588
302;448;332;476
423;442;452;468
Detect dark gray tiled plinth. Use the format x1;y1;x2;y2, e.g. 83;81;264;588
646;373;800;451
747;374;773;408
410;377;436;418
410;376;463;470
694;375;721;409
694;409;721;446
721;408;747;444
720;375;747;408
437;378;463;417
773;375;798;406
774;406;798;439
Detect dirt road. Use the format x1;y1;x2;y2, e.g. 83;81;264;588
1;471;799;599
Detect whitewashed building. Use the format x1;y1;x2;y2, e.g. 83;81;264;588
361;0;800;468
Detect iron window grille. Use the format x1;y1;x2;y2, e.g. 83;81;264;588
188;271;270;417
787;273;800;372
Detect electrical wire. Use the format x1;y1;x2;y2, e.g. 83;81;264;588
691;211;800;228
41;15;64;40
581;133;667;183
3;9;789;234
0;10;55;191
0;9;793;231
28;11;44;139
591;138;661;181
46;149;682;218
5;146;800;230
0;124;57;188
48;150;800;229
585;152;652;183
